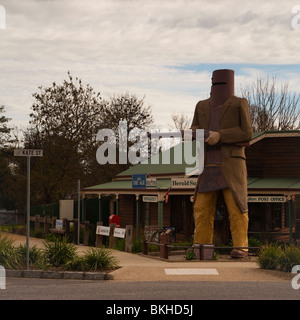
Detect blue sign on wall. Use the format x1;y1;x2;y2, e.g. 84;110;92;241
132;174;146;189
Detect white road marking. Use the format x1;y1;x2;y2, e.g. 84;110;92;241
164;268;219;275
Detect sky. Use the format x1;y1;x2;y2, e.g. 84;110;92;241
1;0;300;132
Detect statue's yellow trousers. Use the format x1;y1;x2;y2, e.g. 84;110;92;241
193;188;249;251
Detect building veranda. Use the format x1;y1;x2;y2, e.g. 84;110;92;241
82;131;300;246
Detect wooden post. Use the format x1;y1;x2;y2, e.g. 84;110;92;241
83;221;90;246
135;196;140;240
96;221;103;248
143;240;148;255
125;225;133;253
65;219;70;239
44;216;50;234
35;215;40;230
52;217;57;229
62;218;67;230
109;223;116;248
90;223;96;246
160;232;168;259
158;201;163;230
73;219;78;244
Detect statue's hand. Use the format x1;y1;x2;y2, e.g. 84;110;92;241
205;131;220;145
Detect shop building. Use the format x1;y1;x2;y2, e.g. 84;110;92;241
82;131;300;244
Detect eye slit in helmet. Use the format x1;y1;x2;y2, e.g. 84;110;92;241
212;82;227;85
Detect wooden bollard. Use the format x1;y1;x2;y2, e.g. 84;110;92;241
73;219;78;244
160;232;168;259
96;221;103;247
83;221;90;246
44;216;50;234
35;215;40;230
125;225;133;253
52;217;57;229
109;223;116;248
143;240;148;255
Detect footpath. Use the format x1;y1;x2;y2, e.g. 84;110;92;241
2;233;294;282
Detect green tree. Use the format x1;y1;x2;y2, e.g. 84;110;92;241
0;105;19;209
0;105;11;147
24;72;106;204
24;75;154;204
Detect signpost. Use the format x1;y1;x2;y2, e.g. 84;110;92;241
14;149;43;270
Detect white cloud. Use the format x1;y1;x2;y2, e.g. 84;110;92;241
1;0;300;130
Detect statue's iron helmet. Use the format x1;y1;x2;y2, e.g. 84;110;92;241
210;69;234;106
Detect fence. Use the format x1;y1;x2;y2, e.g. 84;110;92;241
0;210;25;230
142;229;261;260
30;215;96;246
29;215;133;250
30;197;110;226
95;222;133;253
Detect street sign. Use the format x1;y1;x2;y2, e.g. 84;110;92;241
132;174;146;189
143;195;158;203
13;149;43;270
14;149;43;157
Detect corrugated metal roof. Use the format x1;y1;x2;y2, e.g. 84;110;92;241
247;177;300;189
117;141;199;177
84;177;300;192
83;179;172;191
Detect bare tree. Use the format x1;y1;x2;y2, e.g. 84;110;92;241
168;112;192;131
240;75;300;132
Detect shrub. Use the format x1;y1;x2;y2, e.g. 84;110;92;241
114;238;125;251
43;237;78;268
132;239;143;253
278;245;300;272
257;243;300;272
31;228;45;239
257;243;283;270
0;235;21;269
185;248;195;260
63;256;85;271
15;244;47;270
81;248;119;271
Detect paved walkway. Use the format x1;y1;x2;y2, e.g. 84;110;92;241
2;232;294;282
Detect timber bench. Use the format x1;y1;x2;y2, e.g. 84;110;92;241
49;228;67;237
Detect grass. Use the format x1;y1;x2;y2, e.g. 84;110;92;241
43;237;77;268
0;232;119;271
0;235;21;269
257;243;300;272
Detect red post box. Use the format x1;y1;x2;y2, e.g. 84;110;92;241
109;214;120;228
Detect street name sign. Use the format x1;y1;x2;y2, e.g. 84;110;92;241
14;149;43;157
13;148;43;270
